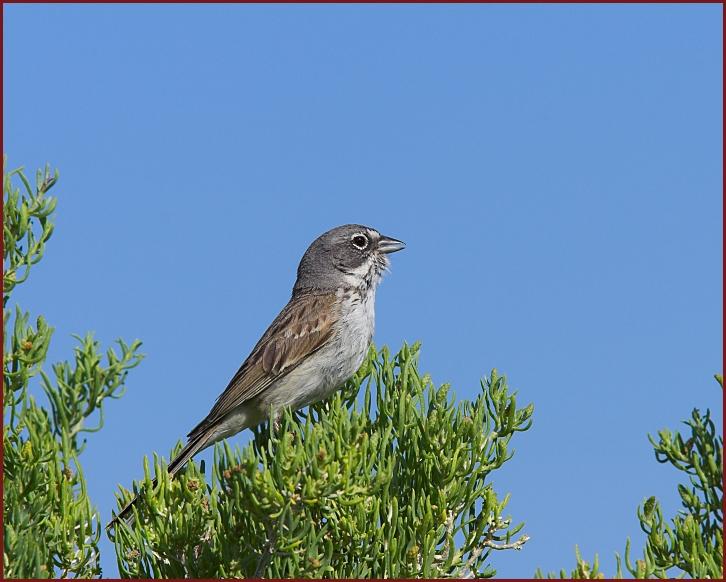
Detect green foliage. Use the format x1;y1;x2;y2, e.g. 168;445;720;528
111;344;534;578
536;375;723;579
2;164;57;305
3;162;143;578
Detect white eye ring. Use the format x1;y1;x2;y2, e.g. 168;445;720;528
351;233;369;250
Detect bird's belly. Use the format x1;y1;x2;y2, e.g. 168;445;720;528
258;291;375;412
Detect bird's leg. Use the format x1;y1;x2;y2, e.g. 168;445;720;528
272;410;282;435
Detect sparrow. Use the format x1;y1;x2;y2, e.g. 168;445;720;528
109;224;405;527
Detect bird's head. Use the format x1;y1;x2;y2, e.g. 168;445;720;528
293;224;405;294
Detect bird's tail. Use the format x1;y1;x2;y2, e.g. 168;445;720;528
107;434;209;530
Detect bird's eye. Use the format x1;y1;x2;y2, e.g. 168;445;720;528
351;234;369;249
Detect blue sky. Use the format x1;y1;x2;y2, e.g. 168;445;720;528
4;3;722;578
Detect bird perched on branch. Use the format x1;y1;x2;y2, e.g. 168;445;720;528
109;224;405;527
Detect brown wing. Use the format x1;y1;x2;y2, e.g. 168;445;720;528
187;292;338;440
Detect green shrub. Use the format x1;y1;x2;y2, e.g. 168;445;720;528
3;162;143;578
536;375;723;579
111;344;534;578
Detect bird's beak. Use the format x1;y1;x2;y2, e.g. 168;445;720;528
378;235;406;254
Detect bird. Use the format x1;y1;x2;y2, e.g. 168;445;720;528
108;224;405;527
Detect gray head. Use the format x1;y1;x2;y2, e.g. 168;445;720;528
293;224;405;294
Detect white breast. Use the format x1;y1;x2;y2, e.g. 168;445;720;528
335;286;376;375
256;287;376;414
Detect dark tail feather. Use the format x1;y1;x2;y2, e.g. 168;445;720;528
166;433;209;477
107;434;209;530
